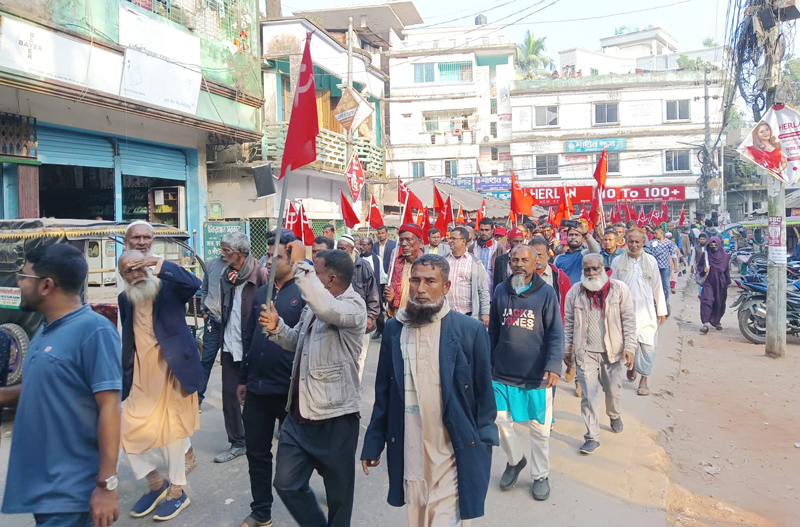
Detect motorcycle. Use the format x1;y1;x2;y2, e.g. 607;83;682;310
731;279;800;344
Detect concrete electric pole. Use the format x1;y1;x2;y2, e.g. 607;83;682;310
346;16;354;171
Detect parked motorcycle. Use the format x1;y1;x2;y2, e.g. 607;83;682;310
731;279;800;344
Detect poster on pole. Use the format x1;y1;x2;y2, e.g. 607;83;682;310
333;88;360;132
736;104;800;185
768;215;787;264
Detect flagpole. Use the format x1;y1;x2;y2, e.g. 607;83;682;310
262;173;291;334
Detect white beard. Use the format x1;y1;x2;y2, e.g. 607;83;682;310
124;275;161;306
510;273;528;290
581;271;609;292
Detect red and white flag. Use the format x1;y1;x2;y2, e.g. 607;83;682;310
368;195;383;229
593;148;608;191
398;179;423;210
474;199;486;225
297;203;316;245
346;154;365;202
340;189;360;229
279;34;318;179
433;183;447;215
434;196;454;232
283;201;302;239
455;205;465;224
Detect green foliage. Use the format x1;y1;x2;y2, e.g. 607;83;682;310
515;31;555;79
676;54;713;71
614;25;640;35
783;58;800;102
702;36;718;47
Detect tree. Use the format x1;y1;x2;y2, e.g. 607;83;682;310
784;58;800;101
676;53;713;71
702;36;718;47
516;31;555;79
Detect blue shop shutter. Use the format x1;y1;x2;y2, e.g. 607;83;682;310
37;126;115;168
119;141;187;181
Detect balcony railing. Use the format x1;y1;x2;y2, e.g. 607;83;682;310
261;123;385;176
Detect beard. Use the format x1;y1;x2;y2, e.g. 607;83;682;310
511;273;528;290
581;271;609;292
477;235;490;247
405;296;445;327
124;275;161;306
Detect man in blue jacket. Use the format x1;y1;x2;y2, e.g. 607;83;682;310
489;244;564;502
361;254;498;525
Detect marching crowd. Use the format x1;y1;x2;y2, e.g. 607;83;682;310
0;214;729;527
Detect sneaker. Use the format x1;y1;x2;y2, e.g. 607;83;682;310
580;440;601;454
499;457;527;490
153;489;191;521
214;446;246;463
610;417;623;434
130;479;170;518
531;477;550;501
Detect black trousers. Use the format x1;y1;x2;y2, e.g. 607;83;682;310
242;392;288;523
221;351;245;448
274;413;359;527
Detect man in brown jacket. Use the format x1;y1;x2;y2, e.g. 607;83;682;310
563;254;637;455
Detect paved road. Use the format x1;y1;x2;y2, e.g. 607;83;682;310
1;320;680;527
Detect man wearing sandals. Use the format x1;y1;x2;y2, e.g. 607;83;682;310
610;228;667;397
118;250;202;521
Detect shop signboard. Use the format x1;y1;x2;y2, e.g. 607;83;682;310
433;177;474;191
522;185;686;206
203;221;247;263
0;287;21;309
475;176;511;191
485;191;511;201
565;138;627;152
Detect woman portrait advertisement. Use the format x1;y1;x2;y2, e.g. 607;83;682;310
744;120;788;175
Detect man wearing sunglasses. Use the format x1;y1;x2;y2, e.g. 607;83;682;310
2;244;122;527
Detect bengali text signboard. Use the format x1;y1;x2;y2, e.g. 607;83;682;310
203;221;247;263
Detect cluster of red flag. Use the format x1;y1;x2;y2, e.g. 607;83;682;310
283;201;315;244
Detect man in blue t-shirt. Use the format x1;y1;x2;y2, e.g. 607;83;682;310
1;244;122;527
554;223;601;285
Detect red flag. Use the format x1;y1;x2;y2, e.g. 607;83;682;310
455;205;465;224
398;179;423;210
547;206;555;225
636;205;647;227
553;187;574;227
420;206;431;244
279;35;318;179
627;201;637;221
434;196;454;232
475;199;486;225
511;172;534;216
297;203;315;245
433;183;446;214
509;210;518;227
579;204;590;224
401;195;416;225
593;148;608;190
464;210;472;223
415;208;425;227
660;201;670;224
678;205;686;227
339;189;360;228
345;154;365;202
589;189;603;231
283;201;302;238
368;195;383;229
611;203;622;224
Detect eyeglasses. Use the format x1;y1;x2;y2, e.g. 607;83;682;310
16;273;43;281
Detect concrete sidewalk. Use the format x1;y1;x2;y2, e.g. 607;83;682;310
0;310;684;527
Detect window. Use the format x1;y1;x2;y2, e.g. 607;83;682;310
490;122;497;139
536;155;559;175
491;170;499;176
594;103;619;124
591;68;599;76
423;112;439;132
596;152;620;173
438;61;473;83
412;161;425;178
666;100;691;121
445;160;458;176
490;98;498;115
491;147;498;161
665;150;691;172
535;106;558;127
414;63;435;83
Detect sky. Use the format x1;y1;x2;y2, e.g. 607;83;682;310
278;0;728;67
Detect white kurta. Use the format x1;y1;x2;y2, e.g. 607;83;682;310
610;253;667;346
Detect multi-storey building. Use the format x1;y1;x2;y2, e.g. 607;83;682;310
0;0;263;242
510;26;727;217
385;21;517;201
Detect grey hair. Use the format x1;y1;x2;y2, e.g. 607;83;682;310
412;254;450;282
583;253;604;267
222;232;251;255
125;220;154;235
118;249;144;267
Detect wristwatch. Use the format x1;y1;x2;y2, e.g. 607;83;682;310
97;475;119;491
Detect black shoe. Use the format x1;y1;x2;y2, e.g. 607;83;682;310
610;417;623;434
531;477;550;501
580;440;600;455
371;332;382;341
499;457;527;490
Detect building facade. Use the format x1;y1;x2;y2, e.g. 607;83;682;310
385;22;517;202
0;0;263;246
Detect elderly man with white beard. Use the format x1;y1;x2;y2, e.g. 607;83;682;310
563;254;637;455
118;250;202;521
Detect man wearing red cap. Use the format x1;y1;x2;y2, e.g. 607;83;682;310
494;226;508;250
384;224;425;318
493;227;527;291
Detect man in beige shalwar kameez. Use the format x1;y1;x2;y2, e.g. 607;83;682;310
118;251;202;522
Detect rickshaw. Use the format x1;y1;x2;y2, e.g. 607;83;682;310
0;219;205;388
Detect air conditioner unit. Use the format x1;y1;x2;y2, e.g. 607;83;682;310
482;136;490;143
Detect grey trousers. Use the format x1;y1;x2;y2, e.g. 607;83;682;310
576;351;624;441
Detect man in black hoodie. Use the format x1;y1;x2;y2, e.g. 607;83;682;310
489;244;564;502
237;231;306;527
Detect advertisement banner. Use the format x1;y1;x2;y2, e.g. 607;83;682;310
0;287;21;309
433;177;474;191
522;185;686;206
565;137;627;152
484;191;511;201
475;176;511;191
121;49;201;114
768;215;787;263
203;222;247;262
737;104;800;185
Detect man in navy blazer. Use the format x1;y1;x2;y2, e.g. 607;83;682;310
361;254;497;524
373;225;397;275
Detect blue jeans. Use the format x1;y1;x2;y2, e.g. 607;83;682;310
659;267;671;303
199;316;221;402
34;513;91;527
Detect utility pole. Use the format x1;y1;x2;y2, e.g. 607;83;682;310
762;7;787;358
698;67;714;217
346;16;354;172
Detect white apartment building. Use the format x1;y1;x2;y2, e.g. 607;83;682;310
386;21;517;199
511;26;727;216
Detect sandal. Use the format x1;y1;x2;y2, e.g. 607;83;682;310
242;515;272;527
700;325;709;334
715;324;723;331
564;365;576;383
637;386;650;396
627;369;637;382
